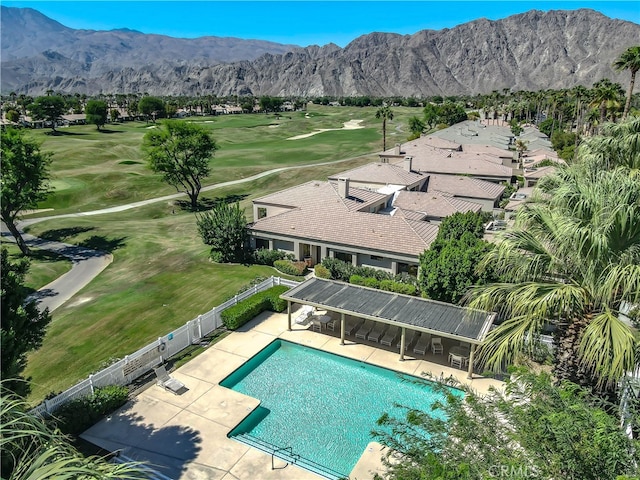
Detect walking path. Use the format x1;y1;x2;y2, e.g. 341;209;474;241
5;153;376;312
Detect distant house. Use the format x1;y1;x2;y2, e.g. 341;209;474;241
392;190;482;223
328;158;427;192
61;114;86;126
248;179;439;274
425;174;505;211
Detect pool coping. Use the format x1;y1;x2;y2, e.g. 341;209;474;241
81;310;505;479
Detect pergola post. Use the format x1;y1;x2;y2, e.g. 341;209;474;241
340;313;346;345
399;327;406;361
467;344;476;379
287;301;292;331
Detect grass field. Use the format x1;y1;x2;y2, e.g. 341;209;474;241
1;242;72;292
20;105;422;403
27;105;418;215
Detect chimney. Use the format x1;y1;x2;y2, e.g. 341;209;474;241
394;143;401;155
337;177;350;198
404;156;413;172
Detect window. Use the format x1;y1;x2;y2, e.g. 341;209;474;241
370;255;383;261
335;252;353;263
257;207;267;219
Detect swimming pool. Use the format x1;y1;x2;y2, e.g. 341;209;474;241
221;339;462;479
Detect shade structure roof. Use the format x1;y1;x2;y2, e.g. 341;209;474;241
281;278;496;344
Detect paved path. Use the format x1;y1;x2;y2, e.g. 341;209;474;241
7;153;376;312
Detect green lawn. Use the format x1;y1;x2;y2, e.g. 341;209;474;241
1;242;72;293
20;105;421;403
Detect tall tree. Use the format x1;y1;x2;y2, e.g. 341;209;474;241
138;96;165;122
28;95;66;132
577;115;640;170
467;163;640;389
1;249;52;397
0;128;52;256
375;106;394;151
613;45;640;119
143;120;217;210
374;370;640;480
590;79;624;123
196;202;248;263
85;99;108;130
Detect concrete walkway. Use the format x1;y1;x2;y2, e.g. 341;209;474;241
81;311;504;480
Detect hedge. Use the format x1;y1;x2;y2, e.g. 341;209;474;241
313;264;331;279
221;285;289;330
52;385;129;435
252;248;293;266
274;259;308;276
351;276;417;296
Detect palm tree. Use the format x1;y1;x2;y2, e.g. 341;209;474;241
613;46;640;119
1;389;145;479
577;115;640;170
467;155;640;390
375;105;394;151
590;79;624;124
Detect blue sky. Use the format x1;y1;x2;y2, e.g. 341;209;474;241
3;1;639;47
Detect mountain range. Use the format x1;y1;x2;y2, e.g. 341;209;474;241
1;6;639;97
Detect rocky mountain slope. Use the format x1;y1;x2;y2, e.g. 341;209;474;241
1;7;638;96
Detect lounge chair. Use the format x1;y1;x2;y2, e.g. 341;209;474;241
431;337;444;355
367;323;388;343
413;334;431;355
154;365;186;395
345;317;363;336
399;330;420;352
381;326;399;346
355;319;374;340
294;305;314;324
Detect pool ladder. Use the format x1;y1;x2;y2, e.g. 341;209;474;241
272;445;300;470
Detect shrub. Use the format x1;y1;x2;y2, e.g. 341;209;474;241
252;248;293;266
379;279;394;291
363;277;380;289
391;282;417;296
53;385;129;435
221;285;289;330
313;264;331;279
274;259;308;276
349;275;365;286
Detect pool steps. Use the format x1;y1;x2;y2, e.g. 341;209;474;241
231;431;346;479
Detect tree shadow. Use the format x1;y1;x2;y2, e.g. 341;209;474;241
81;405;203;479
98;129;124;134
45;130;88;136
78;235;127;253
176;194;249;212
39;226;95;242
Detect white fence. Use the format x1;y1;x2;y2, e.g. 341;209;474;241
31;276;300;417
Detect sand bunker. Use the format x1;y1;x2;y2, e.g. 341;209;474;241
286;119;364;140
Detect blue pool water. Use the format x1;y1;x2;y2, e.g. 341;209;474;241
221;340;463;478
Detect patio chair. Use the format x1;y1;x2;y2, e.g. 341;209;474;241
326;316;338;331
413;334;431;355
355;320;374;340
154;365;186;395
381;326;399;347
431;337;444;355
367;323;388;343
449;354;467;369
311;319;322;332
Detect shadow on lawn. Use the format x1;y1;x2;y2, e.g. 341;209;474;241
176;194;249;212
79;235;126;253
39;226;95;242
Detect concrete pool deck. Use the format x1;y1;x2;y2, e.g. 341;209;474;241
81;310;505;479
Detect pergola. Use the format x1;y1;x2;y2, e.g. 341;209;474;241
280;277;496;378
